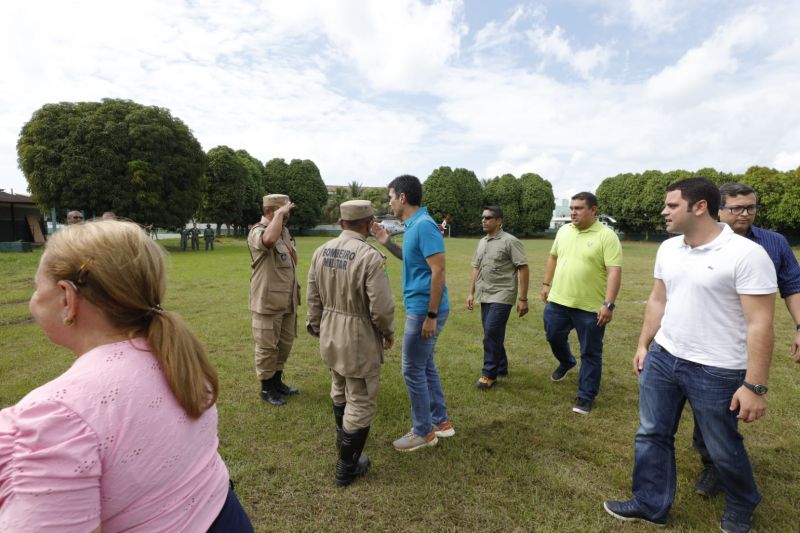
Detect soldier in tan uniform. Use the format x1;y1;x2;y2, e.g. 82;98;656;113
306;200;395;487
248;194;301;406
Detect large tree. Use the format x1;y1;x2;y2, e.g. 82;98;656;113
423;166;484;235
483;174;523;234
202;145;248;231
234;149;266;230
263;158;328;229
17;98;205;226
518;172;555;235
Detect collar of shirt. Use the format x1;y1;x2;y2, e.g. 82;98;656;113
485;229;506;241
403;206;428;229
570;220;603;233
340;229;366;242
678;222;734;251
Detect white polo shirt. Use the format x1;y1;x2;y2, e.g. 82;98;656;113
653;224;777;369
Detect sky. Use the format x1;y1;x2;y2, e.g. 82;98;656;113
2;0;800;199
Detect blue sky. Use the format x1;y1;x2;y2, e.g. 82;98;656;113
2;0;799;199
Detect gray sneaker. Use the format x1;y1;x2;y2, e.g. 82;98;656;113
393;430;438;452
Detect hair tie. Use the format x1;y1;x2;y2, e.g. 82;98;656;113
150;303;164;315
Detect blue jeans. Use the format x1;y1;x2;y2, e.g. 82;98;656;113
402;312;449;437
481;303;512;379
543;302;605;400
632;343;760;522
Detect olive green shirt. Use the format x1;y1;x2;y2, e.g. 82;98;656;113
472;229;528;305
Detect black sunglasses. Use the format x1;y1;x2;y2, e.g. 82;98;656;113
480;215;496;220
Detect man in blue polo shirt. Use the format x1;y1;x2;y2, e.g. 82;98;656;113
373;175;455;452
691;182;800;499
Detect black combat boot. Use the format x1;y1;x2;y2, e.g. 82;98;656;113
260;378;286;406
274;370;299;395
333;403;346;450
335;426;371;487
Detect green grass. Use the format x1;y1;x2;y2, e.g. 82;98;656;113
2;236;799;532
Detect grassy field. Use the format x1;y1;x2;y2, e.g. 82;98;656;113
2;235;799;532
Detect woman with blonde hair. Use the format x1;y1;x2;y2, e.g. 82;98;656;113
0;220;252;532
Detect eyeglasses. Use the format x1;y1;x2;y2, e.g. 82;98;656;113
720;204;758;215
480;215;496;220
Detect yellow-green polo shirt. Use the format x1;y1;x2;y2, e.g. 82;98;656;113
548;221;622;312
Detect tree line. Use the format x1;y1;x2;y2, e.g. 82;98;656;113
18;98;797;238
596;166;800;236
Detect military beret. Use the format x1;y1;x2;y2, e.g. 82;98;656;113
263;194;290;207
340;200;374;221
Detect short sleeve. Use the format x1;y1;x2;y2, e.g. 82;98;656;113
471;240;483;268
735;246;778;295
776;236;800;298
602;230;623;267
247;225;267;252
550;227;562;257
509;238;528;267
653;243;665;280
419;220;445;259
0;402;101;532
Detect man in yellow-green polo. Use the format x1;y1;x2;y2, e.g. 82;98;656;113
540;192;622;415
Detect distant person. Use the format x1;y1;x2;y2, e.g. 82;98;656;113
541;192;622;414
603;177;776;533
307;200;395;486
373;175;454;451
66;210;83;224
101;211;116;220
180;226;190;251
688;182;800;499
204;224;216;251
0;220;252;531
247;194;300;406
191;223;201;251
440;215;449;236
467;206;529;388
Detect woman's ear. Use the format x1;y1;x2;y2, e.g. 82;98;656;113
58;280;81;323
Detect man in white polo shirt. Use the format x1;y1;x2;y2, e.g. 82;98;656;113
603;177;776;533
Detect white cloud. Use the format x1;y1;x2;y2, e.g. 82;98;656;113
644;9;768;104
773;151;800;170
527;25;613;79
628;0;682;33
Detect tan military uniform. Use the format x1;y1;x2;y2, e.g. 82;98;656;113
307;230;394;431
248;221;300;380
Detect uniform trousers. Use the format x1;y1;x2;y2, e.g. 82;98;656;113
252;311;296;380
330;369;380;431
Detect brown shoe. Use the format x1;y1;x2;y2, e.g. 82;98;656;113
476;376;496;390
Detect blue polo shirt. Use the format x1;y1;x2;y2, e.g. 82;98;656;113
401;207;450;314
747;225;800;298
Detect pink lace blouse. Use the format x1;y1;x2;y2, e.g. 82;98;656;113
0;339;229;532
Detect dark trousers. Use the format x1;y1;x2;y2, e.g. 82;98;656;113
481;303;512;379
543;302;605;401
207;483;254;532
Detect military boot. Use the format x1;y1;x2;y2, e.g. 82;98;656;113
274;370;299;395
260;378;286;406
333;402;346;451
335;426;371;487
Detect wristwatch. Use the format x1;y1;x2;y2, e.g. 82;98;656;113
427;311;438;319
603;302;616;311
743;381;768;395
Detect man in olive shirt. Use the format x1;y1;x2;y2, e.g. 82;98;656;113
248;194;301;406
542;192;622;414
307;200;395;487
467;206;529;389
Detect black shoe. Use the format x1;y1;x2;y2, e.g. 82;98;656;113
260;384;286;406
275;370;299;395
333;402;345;451
720;509;752;533
550;363;576;382
695;465;722;497
572;397;593;415
335;427;371;487
603;500;666;527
